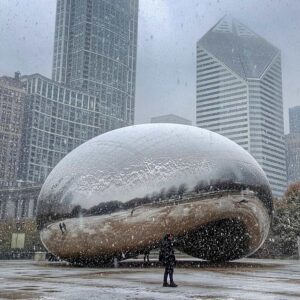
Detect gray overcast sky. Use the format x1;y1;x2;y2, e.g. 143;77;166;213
0;0;299;132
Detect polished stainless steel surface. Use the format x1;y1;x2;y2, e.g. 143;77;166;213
37;124;272;264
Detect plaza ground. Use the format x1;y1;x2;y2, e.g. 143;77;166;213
0;259;300;299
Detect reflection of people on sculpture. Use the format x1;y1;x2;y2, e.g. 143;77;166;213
59;223;64;234
62;222;67;232
59;222;67;234
143;249;150;262
159;233;177;287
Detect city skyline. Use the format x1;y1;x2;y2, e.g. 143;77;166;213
16;0;139;184
0;1;299;132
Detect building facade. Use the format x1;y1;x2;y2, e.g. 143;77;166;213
289;106;300;134
151;114;192;125
196;16;287;197
0;73;26;186
286;133;300;185
52;0;138;125
286;106;300;184
0;183;41;221
20;74;131;183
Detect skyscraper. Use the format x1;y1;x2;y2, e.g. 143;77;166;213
196;16;286;197
0;73;25;186
52;0;138;125
18;0;139;183
286;106;300;184
289;106;300;134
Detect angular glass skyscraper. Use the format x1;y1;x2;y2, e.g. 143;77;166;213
196;16;287;197
52;0;138;125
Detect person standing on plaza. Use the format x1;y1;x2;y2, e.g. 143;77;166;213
159;233;177;287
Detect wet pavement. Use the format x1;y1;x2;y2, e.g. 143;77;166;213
0;259;299;299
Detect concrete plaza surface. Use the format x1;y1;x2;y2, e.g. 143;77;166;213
0;259;300;299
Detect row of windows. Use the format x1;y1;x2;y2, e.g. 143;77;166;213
197;118;248;129
197;101;247;114
26;79;130;121
197;75;238;89
197;106;247;119
249;96;283;116
250;133;285;150
197;80;245;94
196;70;233;84
197;95;247;109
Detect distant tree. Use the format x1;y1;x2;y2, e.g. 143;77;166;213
285;182;300;206
166;186;177;199
71;205;82;217
150;192;159;202
178;183;187;199
271;182;300;257
159;188;166;200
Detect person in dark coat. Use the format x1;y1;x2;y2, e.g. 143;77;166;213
62;222;67;232
159;233;177;287
143;249;150;263
59;223;64;234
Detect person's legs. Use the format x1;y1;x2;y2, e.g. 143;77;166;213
169;267;173;282
163;266;169;286
169;267;178;287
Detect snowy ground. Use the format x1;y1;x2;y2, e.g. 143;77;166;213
0;259;300;299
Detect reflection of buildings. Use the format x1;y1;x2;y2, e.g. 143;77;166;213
196;16;287;197
0;73;25;186
37;124;272;264
286;106;300;184
151;114;192;125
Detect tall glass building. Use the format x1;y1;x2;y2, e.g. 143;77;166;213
196;16;287;197
52;0;138;125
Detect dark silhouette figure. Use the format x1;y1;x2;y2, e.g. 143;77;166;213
159;233;177;287
59;223;64;234
143;249;150;263
62;222;67;232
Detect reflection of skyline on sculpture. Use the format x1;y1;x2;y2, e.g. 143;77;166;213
39;124;271;207
38;124;272;265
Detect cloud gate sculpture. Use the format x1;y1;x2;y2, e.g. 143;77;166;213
37;124;272;265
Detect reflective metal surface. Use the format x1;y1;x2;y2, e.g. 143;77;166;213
37;124;272;264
